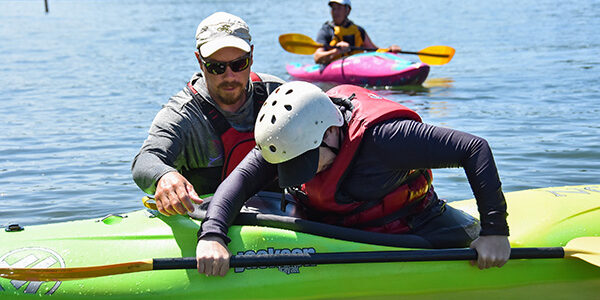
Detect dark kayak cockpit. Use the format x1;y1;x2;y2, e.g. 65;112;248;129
188;191;433;249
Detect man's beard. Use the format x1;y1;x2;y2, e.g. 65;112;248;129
215;81;245;105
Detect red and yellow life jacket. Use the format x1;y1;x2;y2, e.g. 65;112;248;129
329;22;364;57
186;72;266;180
299;85;434;233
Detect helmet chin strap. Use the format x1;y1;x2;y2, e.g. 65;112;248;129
320;133;340;155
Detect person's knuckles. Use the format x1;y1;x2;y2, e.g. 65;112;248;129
157;205;171;216
203;266;212;276
174;204;186;215
197;262;205;273
182;199;194;212
169;199;184;213
212;261;222;276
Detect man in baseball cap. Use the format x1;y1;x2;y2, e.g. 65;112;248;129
195;12;252;57
314;0;402;64
132;12;284;218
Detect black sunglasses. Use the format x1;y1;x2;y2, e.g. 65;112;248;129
201;53;251;75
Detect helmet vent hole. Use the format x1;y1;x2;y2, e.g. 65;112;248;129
285;89;293;95
284;104;292;111
271;100;277;106
259;114;264;122
271;115;277;124
275;87;280;93
269;145;277;152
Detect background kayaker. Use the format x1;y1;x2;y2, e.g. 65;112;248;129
195;81;511;276
132;12;284;217
314;0;403;65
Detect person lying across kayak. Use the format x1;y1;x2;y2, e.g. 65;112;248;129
314;0;402;64
132;12;284;217
195;81;511;276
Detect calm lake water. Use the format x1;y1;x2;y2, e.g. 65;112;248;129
1;0;599;227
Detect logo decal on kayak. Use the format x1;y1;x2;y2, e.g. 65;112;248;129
234;247;316;275
0;247;65;295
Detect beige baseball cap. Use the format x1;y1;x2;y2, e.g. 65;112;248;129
329;0;351;7
195;12;252;58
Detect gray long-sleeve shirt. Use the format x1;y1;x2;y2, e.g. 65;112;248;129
131;72;284;195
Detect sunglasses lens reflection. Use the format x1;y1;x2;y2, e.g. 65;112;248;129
204;54;250;75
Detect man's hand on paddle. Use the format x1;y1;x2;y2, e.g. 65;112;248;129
335;41;352;54
155;171;203;216
470;235;511;269
388;44;402;53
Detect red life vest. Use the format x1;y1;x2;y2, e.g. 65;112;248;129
300;85;434;233
186;72;267;180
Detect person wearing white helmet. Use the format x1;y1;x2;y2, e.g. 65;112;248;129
253;82;345;185
132;12;284;217
196;81;510;277
314;0;403;64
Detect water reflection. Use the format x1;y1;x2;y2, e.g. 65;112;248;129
423;77;455;89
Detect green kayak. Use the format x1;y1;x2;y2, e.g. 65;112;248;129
1;185;599;299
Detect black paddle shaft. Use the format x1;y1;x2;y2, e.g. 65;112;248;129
152;247;565;270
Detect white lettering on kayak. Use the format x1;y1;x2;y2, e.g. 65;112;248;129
0;247;65;295
234;247;316;274
547;185;600;197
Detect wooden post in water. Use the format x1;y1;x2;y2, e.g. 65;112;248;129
44;0;49;13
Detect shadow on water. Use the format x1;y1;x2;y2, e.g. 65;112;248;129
371;84;430;96
373;77;455;99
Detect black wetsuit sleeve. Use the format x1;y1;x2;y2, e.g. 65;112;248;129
365;119;509;236
197;148;278;243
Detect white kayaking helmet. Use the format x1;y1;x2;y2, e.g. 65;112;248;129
255;81;344;187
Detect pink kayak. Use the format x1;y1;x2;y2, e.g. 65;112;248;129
286;52;430;86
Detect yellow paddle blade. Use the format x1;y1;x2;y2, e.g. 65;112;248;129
564;237;600;267
416;46;455;65
279;33;323;55
0;259;153;281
